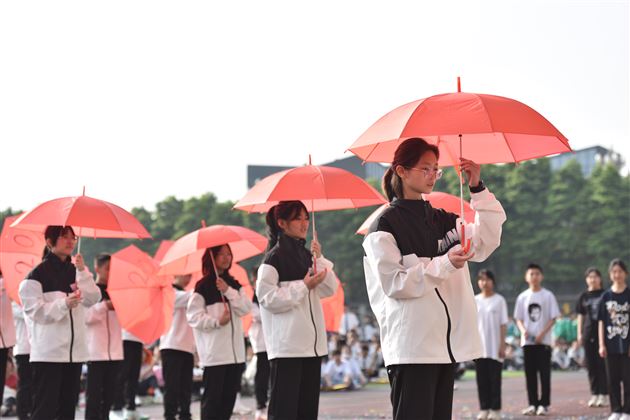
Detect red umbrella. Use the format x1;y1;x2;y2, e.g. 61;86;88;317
234;157;386;213
347;78;572;249
154;240;175;263
0;215;46;303
10;192;151;252
356;192;476;235
321;276;345;333
108;245;175;344
232;263;255;335
158;224;267;276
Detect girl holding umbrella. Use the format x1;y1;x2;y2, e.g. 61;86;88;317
256;201;337;420
186;244;252;420
362;138;506;420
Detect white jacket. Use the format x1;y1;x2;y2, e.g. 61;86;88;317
257;239;337;360
85;284;123;361
19;256;101;363
160;287;195;354
187;276;252;367
363;188;506;366
249;301;266;354
0;277;16;349
11;302;30;356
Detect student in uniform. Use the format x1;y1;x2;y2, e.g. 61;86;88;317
160;274;195;420
257;201;337;420
187;245;252;420
249;266;269;420
362;138;506;420
111;329;145;420
85;253;123;420
0;272;16;415
19;226;101;420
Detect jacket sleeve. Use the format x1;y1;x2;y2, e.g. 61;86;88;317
224;287;252;317
251;304;261;322
256;264;308;314
76;270;102;307
19;279;69;324
315;255;337;299
363;231;457;299
465;188;507;263
11;302;24;321
85;301;109;325
174;290;192;309
186;293;220;331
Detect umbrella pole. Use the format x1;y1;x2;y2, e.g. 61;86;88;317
458;134;468;252
311;204;318;274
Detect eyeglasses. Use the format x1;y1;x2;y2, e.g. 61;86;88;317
404;166;443;179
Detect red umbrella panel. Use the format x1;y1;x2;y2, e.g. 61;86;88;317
321;276;345;333
0;215;46;303
108;245;175;344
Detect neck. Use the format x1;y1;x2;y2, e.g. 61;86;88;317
530;285;542;292
401;185;422;200
482;290;495;297
587;285;601;292
51;251;68;261
612;282;627;293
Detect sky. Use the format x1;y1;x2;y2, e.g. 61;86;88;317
1;0;628;212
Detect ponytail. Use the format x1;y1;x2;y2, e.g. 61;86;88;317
265;206;281;250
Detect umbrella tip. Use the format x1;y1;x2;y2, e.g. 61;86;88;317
82;186;86;196
308;154;312;165
457;76;461;93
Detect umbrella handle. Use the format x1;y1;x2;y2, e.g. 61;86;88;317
208;249;227;307
458;134;471;254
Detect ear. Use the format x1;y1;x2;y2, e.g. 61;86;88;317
277;219;288;232
45;238;54;249
394;164;406;178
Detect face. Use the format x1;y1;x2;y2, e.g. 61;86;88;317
176;274;192;288
48;231;77;257
585;272;602;290
525;268;543;288
214;246;232;272
95;260;110;284
396;151;441;196
477;274;495;293
278;209;309;239
610;265;628;284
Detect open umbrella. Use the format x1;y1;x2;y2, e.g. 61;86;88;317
10;190;151;252
154;240;175;264
347;78;572;249
356;192;476;235
108;245;175;344
0;215;46;303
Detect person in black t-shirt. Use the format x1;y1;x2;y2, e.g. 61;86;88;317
576;267;608;408
598;259;630;419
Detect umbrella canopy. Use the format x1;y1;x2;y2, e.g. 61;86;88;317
154;240;175;263
0;215;46;303
10;194;151;239
159;225;267;276
233;161;386;213
347;84;571;166
108;245;175;344
356;192;476;235
321;276;345;333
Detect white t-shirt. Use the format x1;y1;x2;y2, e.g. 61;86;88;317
323;360;352;384
514;288;560;347
475;293;509;361
339;312;359;335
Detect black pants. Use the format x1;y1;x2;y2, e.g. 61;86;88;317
523;345;552;407
86;360;122;420
15;354;33;420
201;363;244;420
387;363;456;420
112;340;143;411
0;347;8;413
606;354;630;413
30;362;82;420
475;358;502;410
268;357;321;420
584;336;608;395
161;349;194;420
255;352;270;410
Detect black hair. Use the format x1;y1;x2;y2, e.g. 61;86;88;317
477;269;496;283
201;244;233;278
42;225;76;258
265;201;309;249
95;253;111;268
526;263;544;274
584;267;602;278
609;258;628;274
332;349;342;357
381;138;440;201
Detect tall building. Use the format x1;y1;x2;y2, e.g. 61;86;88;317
549;145;625;176
247;156;387;188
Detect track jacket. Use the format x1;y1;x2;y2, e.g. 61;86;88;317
160;285;195;354
11;301;30;356
85;283;123;361
187;272;251;367
256;234;337;360
363;188;506;366
19;254;102;363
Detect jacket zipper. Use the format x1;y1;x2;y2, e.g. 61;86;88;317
308;290;319;357
434;288;456;363
227;301;237;363
69;303;75;363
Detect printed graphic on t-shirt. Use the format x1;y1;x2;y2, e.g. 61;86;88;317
606;300;630;340
528;303;542;323
585;296;602;321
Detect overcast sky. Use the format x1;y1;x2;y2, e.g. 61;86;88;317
1;0;628;212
